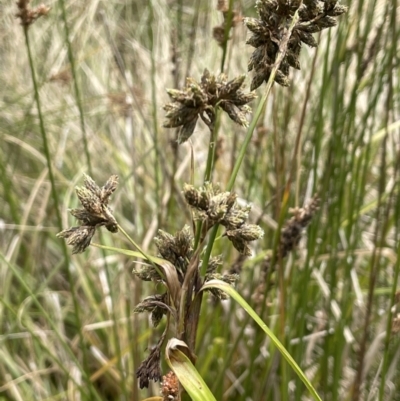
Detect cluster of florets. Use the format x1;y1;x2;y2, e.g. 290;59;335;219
57;175;118;254
16;0;50;27
245;0;348;89
183;182;264;256
163;69;256;143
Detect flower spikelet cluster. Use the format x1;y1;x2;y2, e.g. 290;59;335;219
57;174;118;254
133;293;169;327
163;69;256;143
154;225;194;282
183;183;264;256
244;0;348;90
279;194;320;258
205;256;239;300
136;344;162;389
16;0;50;27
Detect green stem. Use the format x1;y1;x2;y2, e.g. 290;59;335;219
149;0;161;227
58;0;91;172
117;224;165;279
220;0;235;73
23;25;98;400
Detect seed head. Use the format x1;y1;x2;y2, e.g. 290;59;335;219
154;225;193;280
57;175;119;253
16;0;50;27
57;226;96;255
279;194;320;257
133;293;169;327
164;69;256;143
245;0;348;89
184;182;263;255
136;346;162;389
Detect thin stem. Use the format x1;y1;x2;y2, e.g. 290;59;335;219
220;0;235;73
149;0;161;228
23;25;98;400
117;223;165;279
58;0;91;172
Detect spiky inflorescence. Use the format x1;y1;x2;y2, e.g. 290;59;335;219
163;69;256;143
16;0;50;27
262;194;320;273
136;345;162;389
183;182;264;256
205;256;239;300
244;0;348;90
133;293;169;328
57;174;118;254
153;225;194;282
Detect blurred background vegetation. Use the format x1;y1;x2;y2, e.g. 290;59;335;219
0;0;399;400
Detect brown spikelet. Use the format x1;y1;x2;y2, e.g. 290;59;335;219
244;0;347;89
163;70;256;143
16;0;50;27
57;175;119;253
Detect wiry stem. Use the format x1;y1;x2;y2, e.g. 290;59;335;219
22;25;100;401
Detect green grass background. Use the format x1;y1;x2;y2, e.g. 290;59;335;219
1;0;399;400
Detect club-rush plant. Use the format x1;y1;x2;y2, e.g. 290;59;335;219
53;0;347;399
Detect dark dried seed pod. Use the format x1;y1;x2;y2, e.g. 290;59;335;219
223;74;246;96
246;34;268;48
220;102;248;127
317;15;337;29
279;60;290;76
83;174;101;198
276;74;290;87
327;4;348;16
323;0;338;12
229;236;252;256
174;225;193;258
244;17;265;34
297;30;318;47
286;51;301;69
183;184;208;210
305;0;322;17
251;70;268;91
178;117;198;144
248;47;264;72
100;175;118;204
297;22;322;33
70;208;106;226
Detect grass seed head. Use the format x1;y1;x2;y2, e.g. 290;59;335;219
136;346;162;389
16;0;50;27
164;70;256;143
57;175;119;253
279;194;320;258
245;0;347;89
57;226;96;254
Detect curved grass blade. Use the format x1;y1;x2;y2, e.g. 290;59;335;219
165;339;217;401
200;280;322;401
